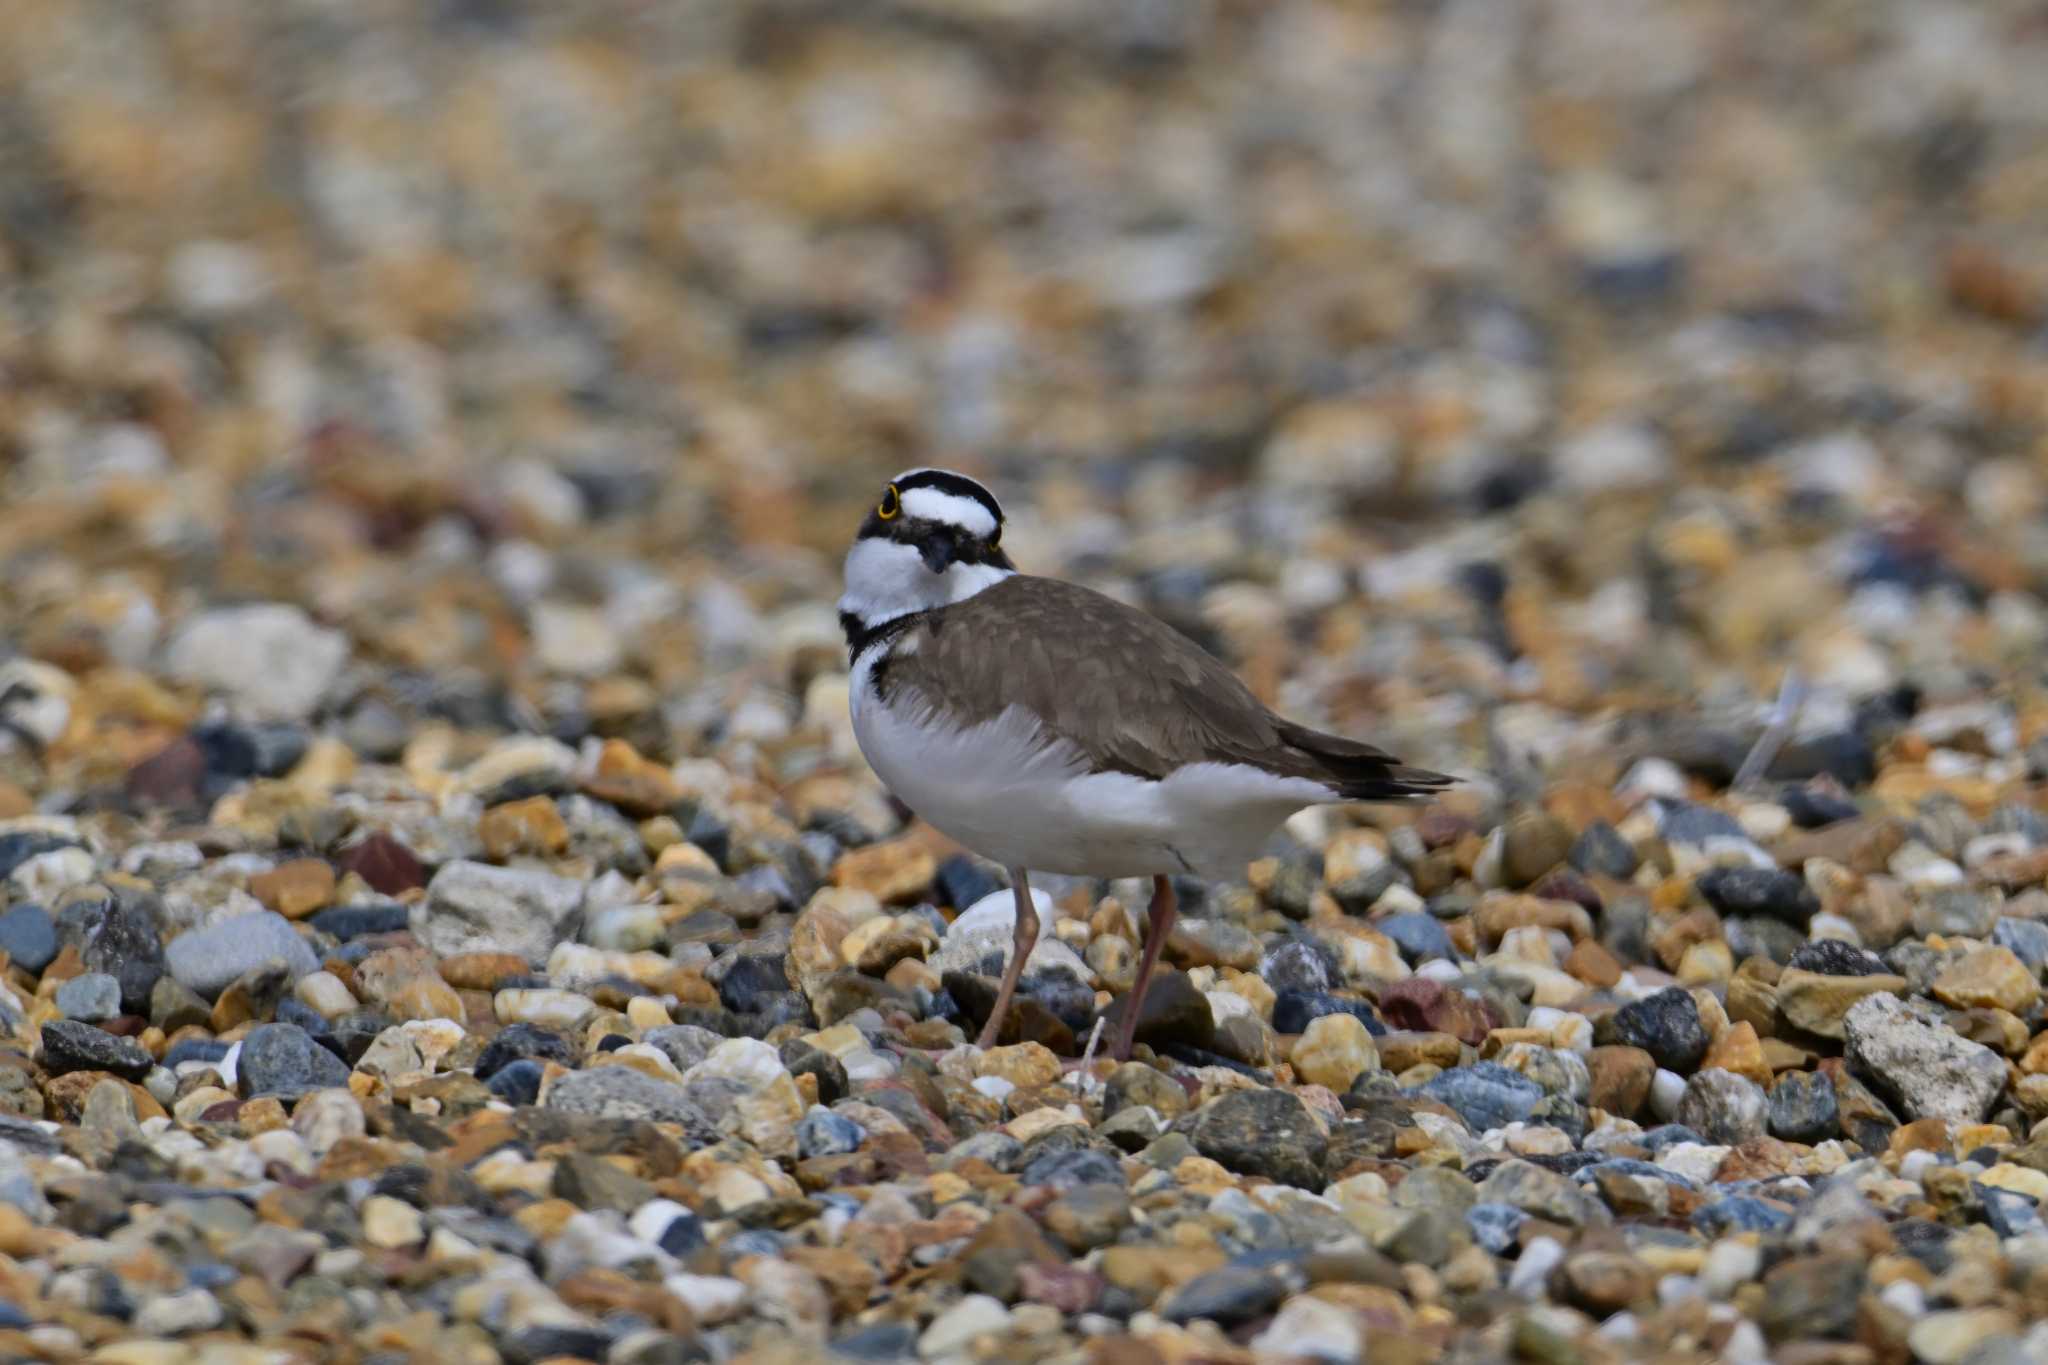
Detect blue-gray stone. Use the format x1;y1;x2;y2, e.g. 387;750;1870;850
1466;1202;1528;1253
1021;1146;1122;1191
1377;912;1454;963
0;904;56;973
165;912;320;999
308;903;409;941
1414;1061;1544;1132
1979;1185;2045;1240
486;1059;544;1106
236;1022;349;1100
1654;801;1747;844
1159;1265;1287;1326
797;1110;865;1159
1271;990;1383;1037
1992;918;2048;973
55;972;122;1022
162;1038;232;1068
1692;1196;1793;1236
1577;1158;1698;1190
655;1208;705;1256
831;1322;920;1361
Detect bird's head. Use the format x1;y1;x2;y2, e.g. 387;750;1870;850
839;468;1015;645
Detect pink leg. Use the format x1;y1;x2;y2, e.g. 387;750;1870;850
974;867;1037;1050
1112;875;1177;1062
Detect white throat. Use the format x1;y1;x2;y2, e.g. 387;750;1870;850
838;538;1011;637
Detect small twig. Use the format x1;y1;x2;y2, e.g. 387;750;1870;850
1733;668;1807;791
1070;1017;1106;1098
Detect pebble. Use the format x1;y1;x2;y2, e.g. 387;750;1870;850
164;911;321;998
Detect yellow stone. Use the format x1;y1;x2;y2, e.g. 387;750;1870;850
625;995;672;1032
1700;1021;1772;1086
975;1042;1062;1090
1930;946;2040;1014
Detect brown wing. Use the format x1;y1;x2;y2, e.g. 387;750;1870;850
883;576;1451;799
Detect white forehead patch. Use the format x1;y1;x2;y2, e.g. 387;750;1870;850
900;487;997;537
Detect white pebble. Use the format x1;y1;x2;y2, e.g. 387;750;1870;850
1508;1237;1565;1298
1879;1279;1925;1319
1648;1068;1686;1121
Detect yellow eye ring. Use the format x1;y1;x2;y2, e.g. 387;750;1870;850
878;485;900;519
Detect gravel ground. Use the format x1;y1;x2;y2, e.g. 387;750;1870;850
5;2;2048;1363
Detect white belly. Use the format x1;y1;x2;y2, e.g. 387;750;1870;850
849;656;1334;879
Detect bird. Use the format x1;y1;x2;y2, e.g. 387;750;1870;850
838;468;1452;1060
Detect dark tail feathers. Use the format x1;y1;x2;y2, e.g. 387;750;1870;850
1276;721;1457;802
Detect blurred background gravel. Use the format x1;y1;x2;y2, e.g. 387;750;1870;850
4;0;2047;793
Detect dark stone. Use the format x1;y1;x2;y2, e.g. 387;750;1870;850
237;1022;350;1100
1610;988;1709;1073
1638;1124;1705;1152
0;831;82;880
1785;940;1887;977
1782;785;1861;829
1695;866;1818;925
1271;991;1383;1037
1375;913;1453;963
126;737;207;807
715;953;790;1015
1017;969;1097;1035
933;855;1004;911
38;1019;153;1080
308;903;410;940
1186;1089;1326;1189
475;1023;577;1080
1770;731;1877;789
553;1152;655;1212
1019;1147;1122;1192
1259;940;1334;995
334;832;426;895
1758;1255;1865;1343
655;1208;705;1256
797;1110;864;1159
54;891;165;1014
0;904;56;973
1768;1071;1840;1144
1415;1062;1545;1132
1568;821;1640;879
486;1059;544;1106
1694;1196;1794;1237
502;1325;616;1365
940;970;1072;1052
1723;916;1807;967
1159;1265;1287;1326
1978;1185;2044;1239
779;1040;848;1106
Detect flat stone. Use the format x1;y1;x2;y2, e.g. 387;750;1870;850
39;1019;153;1080
1845;994;2008;1124
1186;1089;1327;1188
415;860;586;966
237;1022;350;1100
165;911;320;998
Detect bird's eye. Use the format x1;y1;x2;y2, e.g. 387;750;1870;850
878;485;900;519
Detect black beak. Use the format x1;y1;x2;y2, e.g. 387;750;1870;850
919;528;961;574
